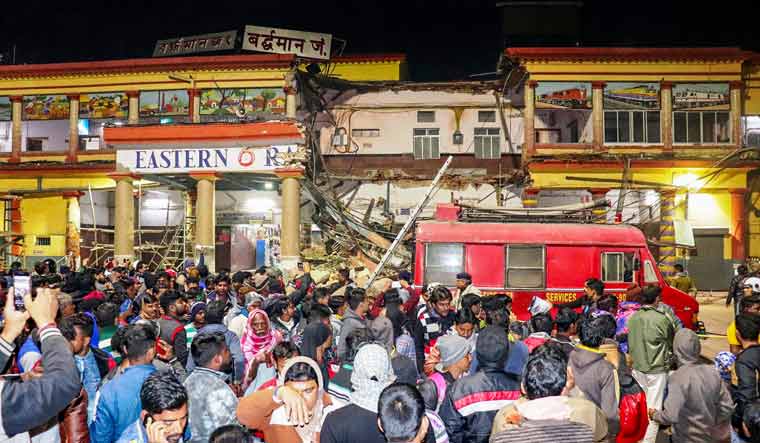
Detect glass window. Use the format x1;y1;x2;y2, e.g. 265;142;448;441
717;112;730;143
425;243;464;285
352;128;380;137
602;252;635;282
674;112;687;143
417;111;435;123
474;127;501;159
702;112;716;143
413;128;440;160
618;112;630;143
647;111;660;143
506;245;544;288
478;110;496;122
632;111;645;143
644;260;659;283
687;112;701;143
604;111;618;143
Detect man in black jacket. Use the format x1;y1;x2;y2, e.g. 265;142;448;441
413;286;456;372
554;278;604;316
0;287;80;438
439;326;521;443
733;313;760;440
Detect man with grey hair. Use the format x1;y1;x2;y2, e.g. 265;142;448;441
58;292;75;318
228;293;264;338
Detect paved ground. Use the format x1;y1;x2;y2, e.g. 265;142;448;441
696;296;734;362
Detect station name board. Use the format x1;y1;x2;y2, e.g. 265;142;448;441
116;145;298;174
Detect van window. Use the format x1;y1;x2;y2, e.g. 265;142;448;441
644;260;659;283
602;252;634;282
505;245;544;288
425;243;464;285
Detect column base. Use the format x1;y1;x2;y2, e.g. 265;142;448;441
194;244;216;274
279;255;301;275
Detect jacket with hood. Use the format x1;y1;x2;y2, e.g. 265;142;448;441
439;327;521;443
626;305;675;374
337;308;365;361
731;343;760;438
652;328;733;443
237;357;342;443
568;346;619;435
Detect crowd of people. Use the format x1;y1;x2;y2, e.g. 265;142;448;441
0;257;758;443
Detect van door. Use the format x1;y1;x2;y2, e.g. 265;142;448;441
599;249;638;301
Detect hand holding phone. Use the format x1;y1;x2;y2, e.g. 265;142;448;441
12;276;29;311
1;288;30;344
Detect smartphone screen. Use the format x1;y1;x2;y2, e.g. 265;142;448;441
12;276;30;311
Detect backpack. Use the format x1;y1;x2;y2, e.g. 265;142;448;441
429;372;448;412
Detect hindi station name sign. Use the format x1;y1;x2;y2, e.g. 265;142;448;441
153;30;238;57
242;25;332;60
116;145;299;174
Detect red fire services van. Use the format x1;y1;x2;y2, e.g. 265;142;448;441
413;204;699;329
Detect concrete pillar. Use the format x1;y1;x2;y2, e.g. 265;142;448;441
126;91;140;124
184;191;196;251
591;81;605;150
521;188;540;209
661;82;673;149
659;189;676;277
285;86;297;118
10;96;22;163
191;172;217;273
189;89;201;124
275;168;303;272
730;81;743;146
63;191;83;270
110;173;138;265
590;188;610;223
731;188;747;261
524;81;537;160
67;94;80;163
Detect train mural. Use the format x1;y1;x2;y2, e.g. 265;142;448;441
535;82;592;109
673;83;729;110
604;83;660;109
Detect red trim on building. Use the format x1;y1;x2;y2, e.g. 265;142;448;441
527;80;539;88
125;90;140;98
505;47;751;62
660;81;674;90
591;81;607;88
9;95;22;103
104;121;304;145
66;94;80;101
0;77;287;93
730;80;743;90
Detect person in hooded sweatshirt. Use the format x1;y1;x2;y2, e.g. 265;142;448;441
649;328;733;443
568;315;619;437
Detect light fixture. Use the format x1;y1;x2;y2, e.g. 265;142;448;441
453;130;464;145
673;173;704;191
264;182;274;190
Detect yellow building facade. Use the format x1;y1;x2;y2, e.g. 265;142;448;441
0;53;406;268
505;47;756;288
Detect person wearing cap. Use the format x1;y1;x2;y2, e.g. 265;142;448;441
453;272;480;311
228;292;265;339
728;291;760;355
185;302;207;350
428;335;472;411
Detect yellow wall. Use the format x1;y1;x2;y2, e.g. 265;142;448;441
20;196;67;256
744;63;760;115
328;60;407;81
529;167;748;190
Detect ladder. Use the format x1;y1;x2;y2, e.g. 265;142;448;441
364;155;453;288
145;215;195;271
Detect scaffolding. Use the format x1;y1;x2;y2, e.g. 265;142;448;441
81;186;195;269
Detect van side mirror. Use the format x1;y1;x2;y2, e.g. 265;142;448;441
633;258;641;271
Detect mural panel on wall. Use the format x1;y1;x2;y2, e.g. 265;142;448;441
23;95;70;120
139;90;189;116
200;88;286;116
79;92;129;119
535;82;592;109
604;83;660;109
0;97;9;121
673;83;729;110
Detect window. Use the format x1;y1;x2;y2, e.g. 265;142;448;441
673;111;730;144
601;252;634;282
478;110;496;123
26;138;45;151
35;237;51;246
417;111;435;123
505;245;544;288
644;260;658;283
747;130;760;148
413;128;440;160
474;128;501;159
351;128;380;138
604;111;661;144
424;243;464;285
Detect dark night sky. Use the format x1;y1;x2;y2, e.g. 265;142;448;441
1;0;759;81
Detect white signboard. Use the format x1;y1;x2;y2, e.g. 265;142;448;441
243;25;332;60
116;145;299;174
153;30;238;57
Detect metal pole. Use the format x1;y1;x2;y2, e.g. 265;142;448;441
87;184;98;265
364;156;453;289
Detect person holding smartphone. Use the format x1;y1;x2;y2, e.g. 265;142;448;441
116;371;189;443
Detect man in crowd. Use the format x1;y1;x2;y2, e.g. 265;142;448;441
733;314;760;441
668;264;697;297
60;313;102;423
728;292;760;355
568;315;619;436
553;307;578;357
377;383;430;443
0;287;80;439
728;265;750;315
414;286;456;372
490;346;607;442
186;301;245;387
337;288;369;361
627;285;676;443
157;291;190;367
439;326;521;443
116;371;189;443
91;323;158;443
184;332;238;443
453;273;480;310
649;328;734;442
555;278;604;315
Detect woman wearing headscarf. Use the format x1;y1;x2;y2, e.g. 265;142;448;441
237;356;342;443
299;322;332;389
320;343;397;443
241;309;283;392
